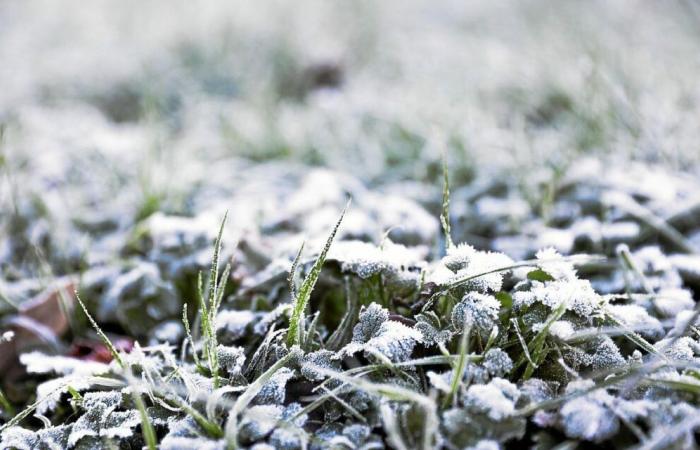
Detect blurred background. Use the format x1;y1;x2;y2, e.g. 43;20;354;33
2;0;700;337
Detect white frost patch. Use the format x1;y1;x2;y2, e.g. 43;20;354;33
465;378;520;421
20;352;109;376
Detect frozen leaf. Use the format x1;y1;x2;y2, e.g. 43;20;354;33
607;304;663;339
654;337;700;362
269;427;304;450
217;345;246;376
38;425;72;450
546;320;575;341
523;279;603;317
653;288;695;317
559;384;619;444
253;367;295;405
414;312;453;347
535;248;577;281
451;292;500;336
300;350;341;382
586;336;625;372
100;409;141;439
239;405;283;442
35;375;94;414
482;348;513;377
363;320;422;362
465;378;520;421
328;240;426;280
0;427;39;450
351;303;389;343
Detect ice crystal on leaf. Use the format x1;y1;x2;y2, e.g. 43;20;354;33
216;310;258;341
0;427;39;450
607;304;664;339
328;239;426;280
414;311;453;347
654;337;700;362
483;348;513;377
559;380;619;443
516;278;603;317
536;248;578;281
451;292;500;336
430;244;514;293
217;345;246;376
465;378;520;421
351;302;389;343
344;319;422;363
300;349;341;382
253;367;295;405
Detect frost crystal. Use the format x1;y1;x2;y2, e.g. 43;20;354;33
362;320;423;362
415;312;453;347
607;304;663;339
451;292;500;336
483;348;513;377
328;239;425;279
525;279;602;317
217;345;246;376
0;427;39;450
431;245;514;293
20;352;109;376
559;384;619;443
654;337;700;362
547;320;575;340
536;248;578;281
239;405;283;442
465;378;520;421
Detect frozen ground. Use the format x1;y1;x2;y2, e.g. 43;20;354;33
2;1;700;449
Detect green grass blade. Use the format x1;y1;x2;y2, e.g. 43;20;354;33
440;149;453;250
287;200;348;347
75;291;124;368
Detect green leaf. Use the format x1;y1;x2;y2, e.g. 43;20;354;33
526;269;555;282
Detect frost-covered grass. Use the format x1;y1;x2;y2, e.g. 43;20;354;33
2;1;700;449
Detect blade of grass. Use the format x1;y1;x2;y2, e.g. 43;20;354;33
75;291;124;368
287;200;349;347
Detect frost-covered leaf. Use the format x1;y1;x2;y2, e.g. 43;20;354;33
300;350;341;382
345;320;422;363
414;312;453;347
465;378;520;421
253;367;295;405
535;248;577;281
217;345;246;376
351;303;389;343
607;304;663;339
100;410;141;439
559;380;619;443
216;310;258;341
239;404;283;443
328;240;426;280
514;279;603;317
0;427;39;450
451;292;500;336
37;425;72;450
482;348;513;377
